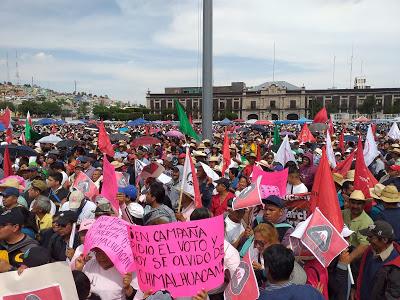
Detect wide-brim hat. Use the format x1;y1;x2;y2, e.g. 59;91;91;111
369;183;386;200
193;151;207;157
380;185;400;203
390;148;400;155
349;190;367;201
0;178;25;190
332;173;345;186
257;160;271;169
111;161;125;169
209;156;219;162
343;170;355;183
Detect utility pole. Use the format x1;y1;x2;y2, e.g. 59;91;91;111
74;80;77;93
15;51;20;85
202;0;213;141
272;41;276;82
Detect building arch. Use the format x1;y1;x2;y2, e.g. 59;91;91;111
271;113;279;120
247;114;259;120
287;113;299;120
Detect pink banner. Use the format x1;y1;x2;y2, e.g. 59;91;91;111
73;172;99;200
101;155;119;212
252;166;288;197
128;215;225;297
83;216;135;274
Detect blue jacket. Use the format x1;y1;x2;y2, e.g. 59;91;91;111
259;283;324;300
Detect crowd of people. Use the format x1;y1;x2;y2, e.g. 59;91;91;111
0;120;399;300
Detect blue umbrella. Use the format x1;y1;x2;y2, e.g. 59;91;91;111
127;118;149;126
219;118;232;126
37;118;57;125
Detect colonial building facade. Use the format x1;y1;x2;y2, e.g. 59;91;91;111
146;80;400;121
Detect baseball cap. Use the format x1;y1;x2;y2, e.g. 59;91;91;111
31;180;48;192
79;218;96;232
0;187;20;197
178;153;186;159
359;220;395;239
0;209;25;226
127;202;144;219
69;190;85;210
214;178;230;189
94;195;113;216
118;185;137;199
262;195;284;209
56;211;78;226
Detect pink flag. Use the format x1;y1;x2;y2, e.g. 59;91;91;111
233;176;262;210
73;171;99;200
100;154;119;212
251;165;288;197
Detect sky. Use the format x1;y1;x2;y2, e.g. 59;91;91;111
0;0;399;104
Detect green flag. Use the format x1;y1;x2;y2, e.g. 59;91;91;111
175;100;200;141
273;125;281;145
25;118;31;141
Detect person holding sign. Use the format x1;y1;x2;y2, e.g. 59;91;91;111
75;247;135;300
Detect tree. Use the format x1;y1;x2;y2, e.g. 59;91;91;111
77;102;90;116
0;101;16;111
358;95;379;114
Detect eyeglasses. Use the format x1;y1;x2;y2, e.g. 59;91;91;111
254;239;265;248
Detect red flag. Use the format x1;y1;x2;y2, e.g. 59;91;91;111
313;107;328;123
3;145;13;177
338;131;345;153
73;171;99;200
298;123;316;143
145;125;150;135
100;154;119;213
0;108;11;128
224;251;260;300
5;128;12;144
310;148;343;231
188;114;193;125
354;138;378;198
328;117;335;135
371;123;377;141
256;144;261;162
97;120;115;157
299;208;348;267
232;176;262;210
221;128;231;175
333;151;355;176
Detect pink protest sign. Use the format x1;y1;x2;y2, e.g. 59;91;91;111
101;155;119;212
83;216;135;274
252;166;288;197
128;215;225;297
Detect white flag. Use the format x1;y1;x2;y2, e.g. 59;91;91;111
274;135;296;166
134;159;147;179
181;152;195;197
326;130;337;168
363;125;380;166
388;122;400;140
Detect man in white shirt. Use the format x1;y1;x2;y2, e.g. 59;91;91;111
224;203;246;246
59;190;96;224
286;166;308;195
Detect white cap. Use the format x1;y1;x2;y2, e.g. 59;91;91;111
127;202;145;219
341;225;354;238
335;152;342;156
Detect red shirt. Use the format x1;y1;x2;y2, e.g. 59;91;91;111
211;192;235;216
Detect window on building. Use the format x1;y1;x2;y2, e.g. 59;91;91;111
270;100;276;108
155;103;160;110
290;100;296;109
250;101;257;110
167;102;172;109
233;101;239;110
220;102;225;110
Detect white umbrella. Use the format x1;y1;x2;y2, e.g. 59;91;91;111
37;134;63;144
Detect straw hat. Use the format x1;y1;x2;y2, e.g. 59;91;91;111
202;139;211;144
111;161;125;169
380;185;400;203
349;190;367;201
193;151;207;157
390;148;400;155
197;143;206;149
229;144;237;150
0;178;25;191
344;170;355;182
209;156;219;162
333;173;345;186
369;183;385;200
257;160;271;169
